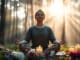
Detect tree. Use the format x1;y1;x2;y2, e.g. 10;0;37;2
0;0;5;45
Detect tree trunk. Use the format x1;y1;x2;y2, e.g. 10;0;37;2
0;0;5;45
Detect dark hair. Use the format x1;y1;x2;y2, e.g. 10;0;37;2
35;9;45;17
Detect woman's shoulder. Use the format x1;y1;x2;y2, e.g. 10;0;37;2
44;25;52;29
28;26;36;30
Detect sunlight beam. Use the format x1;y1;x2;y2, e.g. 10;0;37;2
48;0;65;17
17;7;25;20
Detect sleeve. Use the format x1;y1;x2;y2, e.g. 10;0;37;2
25;28;32;43
48;28;56;43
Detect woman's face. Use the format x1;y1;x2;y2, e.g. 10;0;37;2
35;12;45;22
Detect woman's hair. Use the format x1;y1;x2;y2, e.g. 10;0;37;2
35;9;45;17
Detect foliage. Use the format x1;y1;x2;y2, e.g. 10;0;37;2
60;45;68;52
0;44;71;60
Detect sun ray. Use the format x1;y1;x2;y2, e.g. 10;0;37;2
70;15;80;26
48;0;65;17
68;15;80;42
68;20;80;43
68;15;80;31
65;19;79;45
71;9;80;16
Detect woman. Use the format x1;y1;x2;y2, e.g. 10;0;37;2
25;9;56;51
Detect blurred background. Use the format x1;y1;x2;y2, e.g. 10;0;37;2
0;0;80;47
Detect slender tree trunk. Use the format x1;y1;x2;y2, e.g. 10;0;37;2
0;0;5;45
31;0;34;26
